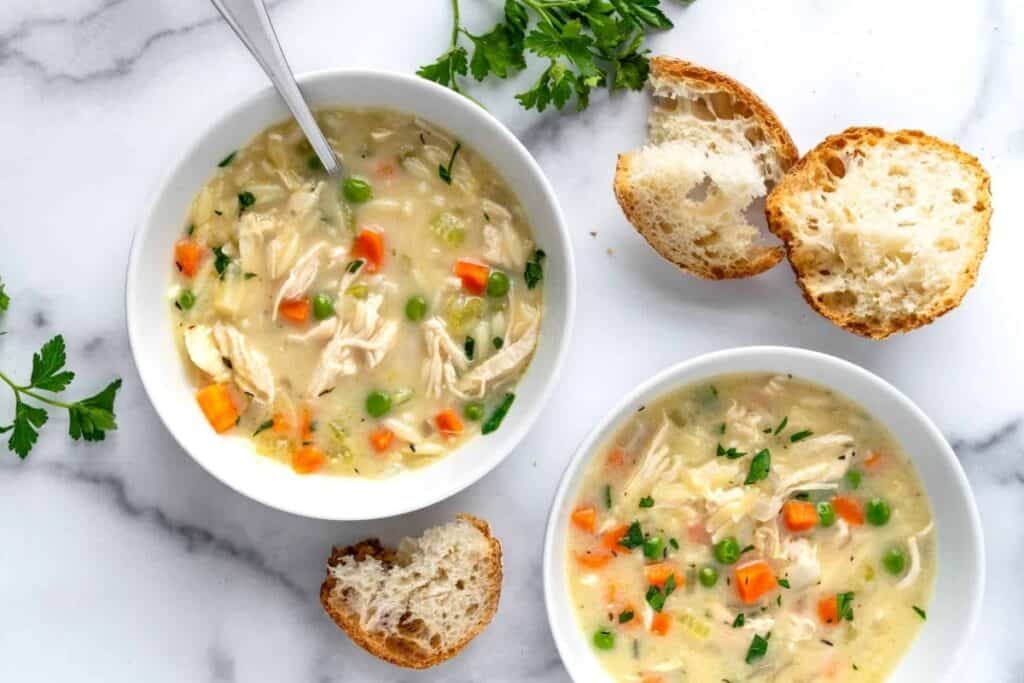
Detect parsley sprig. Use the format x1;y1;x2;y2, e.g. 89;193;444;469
0;334;122;459
418;0;677;112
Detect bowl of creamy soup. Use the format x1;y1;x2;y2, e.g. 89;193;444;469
544;347;982;683
127;70;574;519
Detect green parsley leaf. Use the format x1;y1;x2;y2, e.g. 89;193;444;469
618;609;634;623
237;191;256;211
253;419;275;437
645;584;666;612
217;151;237;167
745;632;770;664
30;335;75;392
438;142;462;185
67;379;122;442
620;521;644;549
912;605;927;620
732;613;745;628
773;416;788;435
213;246;232;279
524;249;545;289
778;578;791;589
744;449;771;485
0;277;9;312
9;399;48;459
837;591;855;622
481;392;515;435
416;46;469;91
604;484;613;510
790;429;814;442
468;24;525;81
638;495;654;508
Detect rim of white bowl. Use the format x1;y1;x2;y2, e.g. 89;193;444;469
543;346;984;682
126;68;576;519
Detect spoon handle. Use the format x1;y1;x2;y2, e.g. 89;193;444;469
211;0;341;176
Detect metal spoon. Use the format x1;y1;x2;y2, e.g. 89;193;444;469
210;0;341;176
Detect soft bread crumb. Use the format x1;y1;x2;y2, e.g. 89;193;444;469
766;127;992;338
319;514;502;669
614;56;798;279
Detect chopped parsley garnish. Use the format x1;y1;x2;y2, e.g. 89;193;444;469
618;609;634;624
645;584;666;612
492;336;504;350
664;573;677;597
638;495;654;508
912;605;927;620
186;223;195;236
347;259;365;273
619;521;644;549
438;141;461;184
237;191;256;211
252;419;274;436
790;429;814;443
524;248;545;289
717;443;747;459
744;449;771;484
464;335;476;361
745;632;770;664
212;246;232;279
773;416;788;435
777;578;791;589
837;592;855;622
717;422;726;435
740;544;755;555
243;272;257;280
481;392;515;435
732;613;745;628
217;150;237;167
603;484;612;510
668;538;679;550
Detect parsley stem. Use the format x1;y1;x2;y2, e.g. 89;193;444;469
449;0;460;47
0;370;73;409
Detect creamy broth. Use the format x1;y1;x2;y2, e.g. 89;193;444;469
171;109;544;477
566;373;934;682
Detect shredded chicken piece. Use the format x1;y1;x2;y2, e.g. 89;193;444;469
307;294;398;397
456;311;539;397
896;522;934;590
482;213;532;270
266;183;324;278
421;317;468;399
616;418;678;512
211;323;275;404
183;325;229;381
383;417;425;445
272;242;323;320
237;212;275;275
287;318;337;344
779;538;821;590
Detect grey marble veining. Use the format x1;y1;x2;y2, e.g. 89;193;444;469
1;1;1022;681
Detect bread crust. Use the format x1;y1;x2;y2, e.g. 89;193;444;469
649;57;800;172
765;127;992;339
614;56;796;279
319;514;502;669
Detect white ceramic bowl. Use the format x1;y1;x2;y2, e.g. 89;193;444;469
544;346;983;682
126;69;575;520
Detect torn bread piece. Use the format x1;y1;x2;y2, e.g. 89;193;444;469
319;514;502;669
614;56;798;279
766;127;992;338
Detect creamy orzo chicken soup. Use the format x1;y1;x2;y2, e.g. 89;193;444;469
170;109;544;477
567;374;934;682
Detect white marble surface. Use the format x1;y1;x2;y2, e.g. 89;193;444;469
1;1;1021;681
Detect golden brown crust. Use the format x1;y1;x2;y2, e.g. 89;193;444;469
613;153;785;280
649;56;800;171
766;127;992;339
319;514;503;669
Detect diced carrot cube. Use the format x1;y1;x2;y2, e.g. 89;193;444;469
818;595;839;625
571;506;597;533
650;612;671;636
195;383;238;433
299;407;313;442
575;552;611;569
782;499;819;532
352;228;385;272
832;495;865;525
291;445;326;474
369;428;394;452
272;413;290;435
734;560;778;604
278;298;310;324
454;258;489;295
864;451;883;469
174;239;205;277
600;524;631;554
606;447;626;467
644;562;685;589
435;409;464;436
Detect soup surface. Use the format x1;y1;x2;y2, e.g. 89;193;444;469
170;108;544;477
566;373;934;682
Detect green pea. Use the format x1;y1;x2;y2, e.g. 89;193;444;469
642;536;665;560
866;498;891;526
882;546;907;575
845;468;863;490
713;537;741;564
486;270;510;298
816;501;837;527
365;391;391;418
312;293;335;320
463;402;485;422
592;628;615;651
342;177;373;203
405;295;428;322
178;290;196;310
698;566;719;588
